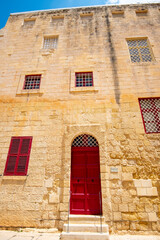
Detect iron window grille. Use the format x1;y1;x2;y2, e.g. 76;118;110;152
72;134;98;147
23;75;41;90
139;98;160;134
44;37;58;49
75;72;93;87
4;137;32;176
127;38;153;63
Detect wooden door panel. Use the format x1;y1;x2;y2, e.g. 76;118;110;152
72;166;85;179
72;182;85;194
87;197;101;215
71;198;85;212
86;182;100;194
86;167;100;178
70;147;102;215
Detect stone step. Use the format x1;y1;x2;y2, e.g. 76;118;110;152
68;214;105;224
61;232;110;240
63;223;109;232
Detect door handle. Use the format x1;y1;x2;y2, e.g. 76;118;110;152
77;179;80;182
92;179;94;182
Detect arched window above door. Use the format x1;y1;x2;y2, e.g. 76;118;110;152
72;134;98;147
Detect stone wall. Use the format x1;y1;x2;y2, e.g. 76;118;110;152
0;3;159;233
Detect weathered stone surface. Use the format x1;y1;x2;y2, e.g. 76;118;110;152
0;2;159;234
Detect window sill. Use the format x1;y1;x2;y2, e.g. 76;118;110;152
2;175;28;180
70;86;98;93
16;89;44;96
130;61;156;65
40;49;55;56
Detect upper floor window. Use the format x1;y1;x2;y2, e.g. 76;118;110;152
23;75;41;90
127;38;153;63
4;137;32;176
43;36;58;49
75;72;93;87
23;19;36;27
139;98;160;134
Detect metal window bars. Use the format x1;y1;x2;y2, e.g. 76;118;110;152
24;75;41;90
139;98;160;133
75;72;93;87
44;37;58;49
127;39;153;63
72;134;98;147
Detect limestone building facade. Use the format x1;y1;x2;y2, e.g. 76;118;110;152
0;3;159;233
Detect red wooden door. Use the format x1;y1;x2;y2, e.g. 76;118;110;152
70;147;102;215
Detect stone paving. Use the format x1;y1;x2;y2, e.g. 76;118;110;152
0;230;160;240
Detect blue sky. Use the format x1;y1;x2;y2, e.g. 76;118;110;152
0;0;159;29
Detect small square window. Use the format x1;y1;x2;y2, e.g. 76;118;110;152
127;38;153;63
52;16;64;25
43;36;58;49
75;72;93;87
24;19;35;26
135;9;148;16
4;137;32;176
139;98;160;134
23;75;41;90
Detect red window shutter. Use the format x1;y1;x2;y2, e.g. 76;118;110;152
16;156;28;173
10;138;20;154
4;137;32;176
5;156;17;173
20;138;31;154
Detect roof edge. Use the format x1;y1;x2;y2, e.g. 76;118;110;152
10;2;160;16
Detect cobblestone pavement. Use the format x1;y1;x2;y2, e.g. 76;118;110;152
0;230;160;240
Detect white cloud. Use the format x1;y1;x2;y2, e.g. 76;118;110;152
120;0;159;3
106;0;160;4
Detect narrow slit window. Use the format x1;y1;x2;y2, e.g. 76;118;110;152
127;38;153;63
75;72;93;87
4;137;32;176
44;36;58;49
23;75;41;90
139;98;160;134
136;9;148;16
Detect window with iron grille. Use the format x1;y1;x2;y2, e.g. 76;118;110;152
4;137;32;176
75;72;93;87
44;36;58;49
72;134;98;147
23;75;41;90
127;38;153;63
139;98;160;133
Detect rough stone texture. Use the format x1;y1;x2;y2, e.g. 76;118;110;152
0;3;159;234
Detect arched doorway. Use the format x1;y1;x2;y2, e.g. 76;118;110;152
70;134;102;215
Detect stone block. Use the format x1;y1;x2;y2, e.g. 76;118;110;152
113;212;122;221
122;173;133;181
137;212;148;221
128;203;136;212
109;173;119;180
146;187;153;196
141;179;152;188
44;179;53;188
60;203;68;212
49;193;59;203
137;187;147;196
145;203;154;212
133;179;142;188
148;212;157;222
119;204;128;212
112;203;119;212
152;187;158;196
